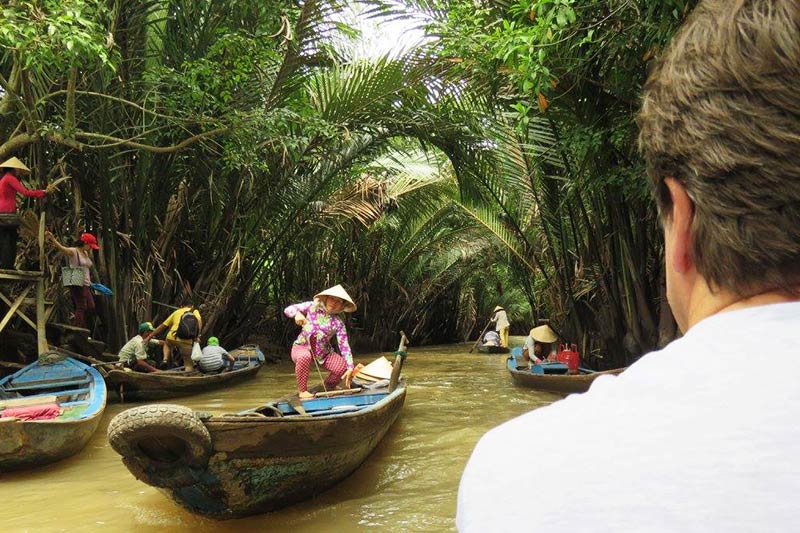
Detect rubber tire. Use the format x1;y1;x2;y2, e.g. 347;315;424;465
108;404;212;469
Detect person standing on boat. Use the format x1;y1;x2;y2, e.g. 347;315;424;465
458;1;800;531
194;336;235;373
490;306;510;348
117;322;160;373
0;157;46;269
151;305;203;371
45;231;100;330
521;324;558;364
284;284;357;400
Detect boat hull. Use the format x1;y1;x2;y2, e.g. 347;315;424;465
507;358;625;394
0;356;107;471
104;345;264;401
477;345;509;354
110;383;406;518
0;413;104;471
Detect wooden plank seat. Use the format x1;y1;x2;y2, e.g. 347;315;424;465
0;394;59;409
5;378;90;392
47;387;90;400
23;388;90;402
12;372;86;384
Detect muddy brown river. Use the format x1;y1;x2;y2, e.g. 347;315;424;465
1;338;560;531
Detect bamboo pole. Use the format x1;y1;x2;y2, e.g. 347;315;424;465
469;319;493;353
37;212;47;354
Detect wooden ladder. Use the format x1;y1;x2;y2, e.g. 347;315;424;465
0;212;49;355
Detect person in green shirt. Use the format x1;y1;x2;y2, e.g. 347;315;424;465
117;322;160;373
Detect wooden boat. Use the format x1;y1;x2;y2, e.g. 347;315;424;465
108;336;409;519
102;344;265;402
0;352;107;471
507;353;625;395
477;344;510;354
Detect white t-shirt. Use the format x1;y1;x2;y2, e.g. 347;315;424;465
457;302;800;532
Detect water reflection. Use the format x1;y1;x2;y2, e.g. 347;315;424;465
0;339;560;531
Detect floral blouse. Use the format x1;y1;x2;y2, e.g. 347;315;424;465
284;299;354;369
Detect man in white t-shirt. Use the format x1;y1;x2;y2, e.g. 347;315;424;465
457;1;800;531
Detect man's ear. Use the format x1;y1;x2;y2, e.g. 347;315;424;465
664;177;695;274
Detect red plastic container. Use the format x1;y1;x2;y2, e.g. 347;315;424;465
556;343;580;373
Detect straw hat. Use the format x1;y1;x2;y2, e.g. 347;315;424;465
530;325;558;343
314;284;356;313
0;157;30;173
493;305;504;312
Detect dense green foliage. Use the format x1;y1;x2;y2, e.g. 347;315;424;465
1;0;696;364
393;0;699;364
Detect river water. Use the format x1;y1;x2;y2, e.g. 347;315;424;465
1;338;561;532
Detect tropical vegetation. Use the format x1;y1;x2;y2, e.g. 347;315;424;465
0;0;697;367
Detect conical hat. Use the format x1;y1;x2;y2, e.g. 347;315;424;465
0;157;30;172
493;305;504;312
356;356;393;381
314;284;356;312
530;325;558;343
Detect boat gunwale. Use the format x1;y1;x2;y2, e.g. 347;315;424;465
207;380;407;425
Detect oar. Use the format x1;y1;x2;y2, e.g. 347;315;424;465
469;319;493;353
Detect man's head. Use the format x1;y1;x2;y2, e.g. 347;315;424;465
638;0;800;330
138;322;155;340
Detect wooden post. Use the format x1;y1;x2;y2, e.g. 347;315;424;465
37;212;47;354
389;331;409;393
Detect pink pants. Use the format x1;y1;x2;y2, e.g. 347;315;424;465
291;344;348;392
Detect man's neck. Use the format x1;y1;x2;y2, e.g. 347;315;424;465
686;284;800;330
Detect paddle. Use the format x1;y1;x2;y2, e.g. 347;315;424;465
469;319;493;353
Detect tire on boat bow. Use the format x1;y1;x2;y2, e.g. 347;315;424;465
108;404;212;488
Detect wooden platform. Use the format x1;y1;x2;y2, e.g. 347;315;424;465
0;212;50;355
0;268;45;281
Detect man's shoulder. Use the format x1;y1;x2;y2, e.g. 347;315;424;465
119;336;140;352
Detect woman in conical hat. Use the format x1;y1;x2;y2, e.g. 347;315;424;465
490;305;511;348
0;157;46;269
284;284;357;399
530;324;558;343
523;324;558;363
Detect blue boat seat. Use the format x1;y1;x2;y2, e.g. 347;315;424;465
8;388;90;402
13;370;86;384
56;387;91;399
5;378;90;392
531;362;569;375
